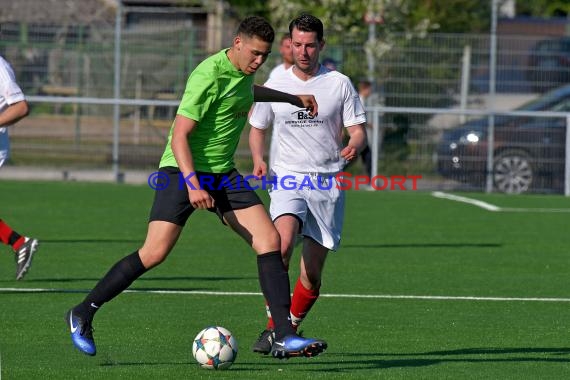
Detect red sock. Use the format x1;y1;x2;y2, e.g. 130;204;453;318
0;220;13;245
264;300;275;330
0;220;24;250
290;277;319;330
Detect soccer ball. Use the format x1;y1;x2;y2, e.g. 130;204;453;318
192;326;238;370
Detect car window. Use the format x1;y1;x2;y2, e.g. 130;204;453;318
549;98;570;112
535;38;570;52
514;86;570;111
516;91;560;111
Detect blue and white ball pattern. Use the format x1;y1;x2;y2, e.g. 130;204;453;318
192;326;238;370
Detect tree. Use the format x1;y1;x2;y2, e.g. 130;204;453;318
407;0;491;33
516;0;570;18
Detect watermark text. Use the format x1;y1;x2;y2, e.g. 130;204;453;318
147;171;422;191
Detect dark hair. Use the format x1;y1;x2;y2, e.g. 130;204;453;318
322;57;338;67
237;16;275;43
288;14;324;42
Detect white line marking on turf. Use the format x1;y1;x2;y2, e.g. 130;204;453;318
431;191;570;213
499;207;570;213
2;287;570;302
431;191;501;211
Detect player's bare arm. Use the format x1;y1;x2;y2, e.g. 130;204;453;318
249;126;268;177
340;124;367;162
0;100;29;127
171;115;214;209
253;85;318;116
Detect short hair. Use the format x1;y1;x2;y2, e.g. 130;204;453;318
236;16;275;43
322;57;338;67
280;33;291;43
288;14;324;42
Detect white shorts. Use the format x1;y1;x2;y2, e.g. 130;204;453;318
268;166;345;251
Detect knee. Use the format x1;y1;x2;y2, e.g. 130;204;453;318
300;272;321;290
253;228;280;254
280;241;296;269
138;247;169;269
300;265;323;288
281;235;297;255
269;227;280;246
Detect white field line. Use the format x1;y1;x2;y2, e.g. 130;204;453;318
2;287;570;302
431;191;501;211
431;191;570;213
499;207;570;213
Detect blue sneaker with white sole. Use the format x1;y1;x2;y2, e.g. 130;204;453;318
270;334;327;359
65;308;96;356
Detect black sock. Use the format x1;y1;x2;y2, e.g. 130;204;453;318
76;251;147;320
8;231;21;247
257;251;295;340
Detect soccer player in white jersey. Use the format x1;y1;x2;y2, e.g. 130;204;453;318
268;33;294;80
248;14;367;354
0;55;39;280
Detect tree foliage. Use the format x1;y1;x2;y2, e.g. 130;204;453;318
407;0;491;33
225;0;495;35
221;0;569;113
516;0;570;18
260;0;440;38
224;0;567;34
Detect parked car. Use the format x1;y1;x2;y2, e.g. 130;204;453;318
437;85;570;194
527;37;570;92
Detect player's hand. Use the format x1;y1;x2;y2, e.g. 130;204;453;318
252;160;267;178
340;145;358;162
296;94;318;117
188;189;214;209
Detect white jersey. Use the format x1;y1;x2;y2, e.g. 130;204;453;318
0;56;26;167
268;63;289;80
250;65;366;173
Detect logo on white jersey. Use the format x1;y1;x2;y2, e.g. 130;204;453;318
290;109;315;120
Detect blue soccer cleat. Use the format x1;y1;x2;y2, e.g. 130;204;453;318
270;334;327;359
65;308;96;356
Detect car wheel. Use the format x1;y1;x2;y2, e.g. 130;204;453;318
493;150;533;194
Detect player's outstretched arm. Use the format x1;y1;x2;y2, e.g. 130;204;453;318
253;85;318;116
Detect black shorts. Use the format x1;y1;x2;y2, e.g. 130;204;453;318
148;167;263;226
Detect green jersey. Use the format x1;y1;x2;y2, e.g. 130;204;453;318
159;49;254;173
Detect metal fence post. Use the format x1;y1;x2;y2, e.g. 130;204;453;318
371;107;380;180
459;45;471;125
485;0;498;194
112;1;123;183
566;115;570;196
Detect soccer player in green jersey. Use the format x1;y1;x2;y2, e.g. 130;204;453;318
65;16;326;359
